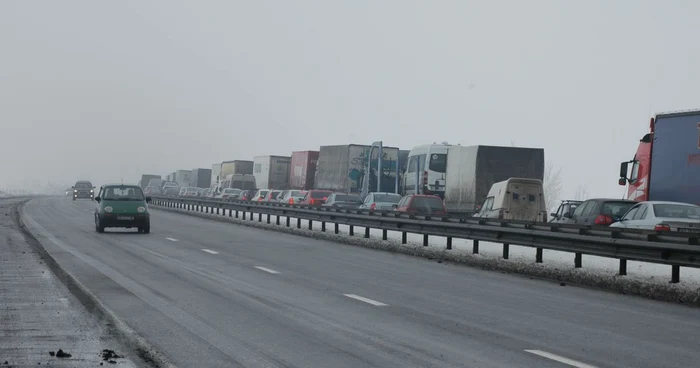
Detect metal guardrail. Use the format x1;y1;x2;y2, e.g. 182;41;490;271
150;196;700;283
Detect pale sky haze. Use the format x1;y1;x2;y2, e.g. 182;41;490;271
1;0;698;201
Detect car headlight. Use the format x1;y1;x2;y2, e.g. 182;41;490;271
90;189;94;193
137;207;146;213
74;190;78;193
104;206;113;213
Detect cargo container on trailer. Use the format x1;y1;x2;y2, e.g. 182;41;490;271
221;160;254;177
314;144;399;193
174;170;192;188
210;164;221;188
443;145;545;214
253;156;291;190
619;109;700;205
289;151;319;190
190;168;212;188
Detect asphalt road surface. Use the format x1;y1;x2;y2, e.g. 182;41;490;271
20;196;700;368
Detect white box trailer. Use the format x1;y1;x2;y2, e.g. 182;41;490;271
253;156;291;190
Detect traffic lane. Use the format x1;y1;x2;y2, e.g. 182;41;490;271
147;205;700;368
24;198;556;368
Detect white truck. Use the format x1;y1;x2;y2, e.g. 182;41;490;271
472;178;547;222
253;156;291;190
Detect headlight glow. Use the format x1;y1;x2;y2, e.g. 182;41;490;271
90;189;94;193
74;190;78;193
137;207;146;213
104;206;113;213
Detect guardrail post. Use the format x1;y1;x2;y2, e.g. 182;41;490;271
228;209;232;217
502;243;509;259
334;223;339;234
349;225;354;236
242;211;246;220
266;214;270;224
308;220;313;230
216;207;219;215
235;210;239;218
423;234;428;247
382;229;387;241
250;212;254;221
364;227;370;238
297;218;301;229
536;248;543;263
574;253;582;268
446;237;452;250
473;240;479;254
321;222;326;232
619;259;627;275
276;215;280;225
286;216;290;227
258;213;262;222
205;206;209;214
671;265;680;283
401;232;407;244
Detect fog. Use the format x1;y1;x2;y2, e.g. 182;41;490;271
1;0;698;198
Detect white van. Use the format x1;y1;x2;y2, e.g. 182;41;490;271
403;143;451;197
474;178;547;222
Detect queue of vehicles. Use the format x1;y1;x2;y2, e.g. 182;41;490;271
74;108;700;233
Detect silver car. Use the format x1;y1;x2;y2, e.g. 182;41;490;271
359;192;402;211
609;201;700;232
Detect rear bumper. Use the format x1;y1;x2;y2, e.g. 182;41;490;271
100;214;149;228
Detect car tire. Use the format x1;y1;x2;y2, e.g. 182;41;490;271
96;217;105;233
142;224;150;234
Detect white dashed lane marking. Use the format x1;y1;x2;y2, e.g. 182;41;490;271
524;350;597;368
254;266;280;274
201;249;218;254
343;294;388;306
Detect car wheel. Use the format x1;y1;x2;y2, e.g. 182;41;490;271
96;217;105;233
142;223;150;234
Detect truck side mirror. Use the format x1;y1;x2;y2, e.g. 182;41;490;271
550;212;558;218
618;178;626;186
619;162;629;180
563;212;572;218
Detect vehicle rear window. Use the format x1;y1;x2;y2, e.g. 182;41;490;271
428;154;447;173
336;195;362;202
410;196;444;210
311;191;332;198
653;204;700;219
224;189;241;194
259;190;269;196
374;194;401;203
270;191;282;197
601;201;635;219
291;191;305;196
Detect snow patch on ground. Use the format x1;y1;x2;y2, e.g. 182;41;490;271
155;205;700;306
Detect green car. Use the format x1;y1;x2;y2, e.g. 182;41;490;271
94;184;152;233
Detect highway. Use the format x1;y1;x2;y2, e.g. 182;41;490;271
20;196;700;368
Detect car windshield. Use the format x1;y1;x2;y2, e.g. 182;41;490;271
102;186;144;201
653;204;700;219
311;191;332;198
335;194;362;202
258;190;269;197
428;153;447;173
374;194;401;203
75;182;92;189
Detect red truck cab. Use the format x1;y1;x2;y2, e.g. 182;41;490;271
619;110;700;204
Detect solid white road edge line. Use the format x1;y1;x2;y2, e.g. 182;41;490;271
201;249;218;254
343;294;388;306
524;350;598;368
254;266;280;274
165;238;178;242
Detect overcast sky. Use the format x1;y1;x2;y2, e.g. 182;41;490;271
1;0;698;199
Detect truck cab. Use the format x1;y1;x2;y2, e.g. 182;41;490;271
474;178;547;222
619;110;700;204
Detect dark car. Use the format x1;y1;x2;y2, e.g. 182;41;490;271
568;198;637;226
72;180;95;200
299;190;333;206
322;193;363;209
94;184;151;233
395;194;447;216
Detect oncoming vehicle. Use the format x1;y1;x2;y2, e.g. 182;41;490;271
403;143;450;197
94;184;151;233
72;180;95;200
